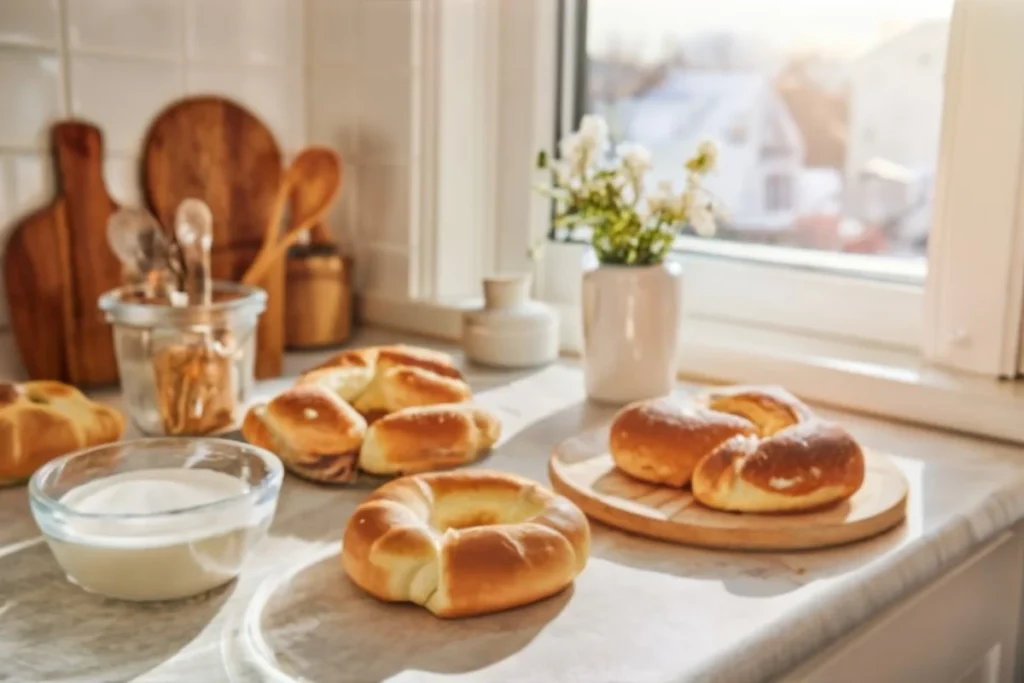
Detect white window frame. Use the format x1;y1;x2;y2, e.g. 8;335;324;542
358;0;1024;442
507;0;1024;375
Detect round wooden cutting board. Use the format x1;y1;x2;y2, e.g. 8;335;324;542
549;428;909;551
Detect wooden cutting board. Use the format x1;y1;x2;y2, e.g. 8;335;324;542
549;426;909;551
142;96;285;378
3;122;121;386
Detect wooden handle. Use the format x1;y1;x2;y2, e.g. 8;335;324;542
243;177;292;286
242;207;332;285
310;222;333;244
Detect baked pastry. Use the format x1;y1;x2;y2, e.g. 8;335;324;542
242;385;367;484
609;398;755;487
299;345;472;421
609;386;865;513
0;381;124;483
342;470;590;618
691;387;864;512
359;403;501;475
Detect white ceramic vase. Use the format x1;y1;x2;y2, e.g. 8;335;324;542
462;273;560;368
581;254;684;404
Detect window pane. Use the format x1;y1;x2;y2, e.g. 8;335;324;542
583;0;953;277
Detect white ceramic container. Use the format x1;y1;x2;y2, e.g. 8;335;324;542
581;256;683;404
463;273;559;368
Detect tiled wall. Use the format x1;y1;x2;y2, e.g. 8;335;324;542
0;0;423;340
305;0;421;299
0;0;306;328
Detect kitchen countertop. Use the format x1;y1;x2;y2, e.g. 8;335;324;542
4;328;1024;682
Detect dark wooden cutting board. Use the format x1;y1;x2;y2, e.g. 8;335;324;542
4;122;121;386
142;96;286;378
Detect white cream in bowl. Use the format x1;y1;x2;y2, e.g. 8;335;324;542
45;468;270;601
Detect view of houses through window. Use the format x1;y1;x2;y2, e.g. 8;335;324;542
584;0;953;268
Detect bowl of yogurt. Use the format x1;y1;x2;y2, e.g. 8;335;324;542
29;437;284;602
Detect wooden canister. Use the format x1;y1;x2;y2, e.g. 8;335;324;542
285;244;353;349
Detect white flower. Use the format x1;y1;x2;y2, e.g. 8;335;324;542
686;140;719;174
647;179;675;213
616;142;652;182
551;160;572;188
683;187;716;237
559;133;586;176
578;115;610;156
697;140;718;170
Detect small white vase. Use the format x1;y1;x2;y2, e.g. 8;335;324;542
463;273;560;368
581;255;684;404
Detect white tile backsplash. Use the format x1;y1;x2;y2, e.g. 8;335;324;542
66;0;183;59
307;0;360;66
307;64;360;157
11;154;50;213
103;156;141;206
357;245;410;298
361;0;419;71
186;0;292;66
0;0;60;49
0;152;51;328
359;72;415;162
0;49;63;149
357;163;411;249
0;0;421;336
70;55;183;154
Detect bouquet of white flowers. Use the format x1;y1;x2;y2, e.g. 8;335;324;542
535;114;719;266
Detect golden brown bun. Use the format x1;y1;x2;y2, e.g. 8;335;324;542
0;381;125;483
242;385;366;484
359;403;501;475
700;385;813;436
608;386;866;512
609;398;755;487
298;345;471;420
342;470;590;618
691;419;865;512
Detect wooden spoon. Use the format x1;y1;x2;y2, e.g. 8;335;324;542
290;151;343;245
242;147;342;286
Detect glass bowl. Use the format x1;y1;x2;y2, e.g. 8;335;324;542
29;438;283;602
98;281;267;436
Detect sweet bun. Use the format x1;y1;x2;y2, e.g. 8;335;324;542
700;385;813;436
298;345;471;421
0;381;124;483
608;386;866;513
609;398;755;487
242;385;367;484
359;403;501;475
691;419;865;512
342;470;590;618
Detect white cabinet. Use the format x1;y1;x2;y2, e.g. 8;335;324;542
781;530;1024;683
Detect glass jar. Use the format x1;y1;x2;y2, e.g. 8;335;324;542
99;282;266;436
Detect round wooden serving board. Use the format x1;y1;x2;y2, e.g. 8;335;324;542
549;427;909;551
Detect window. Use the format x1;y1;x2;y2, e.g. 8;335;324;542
765;174;794;213
410;0;1024;382
577;0;953;277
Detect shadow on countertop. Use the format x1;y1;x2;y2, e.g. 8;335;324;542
0;540;233;682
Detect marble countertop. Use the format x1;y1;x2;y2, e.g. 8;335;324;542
4;328;1024;683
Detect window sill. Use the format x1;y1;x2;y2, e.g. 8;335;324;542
359;292;1024;445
